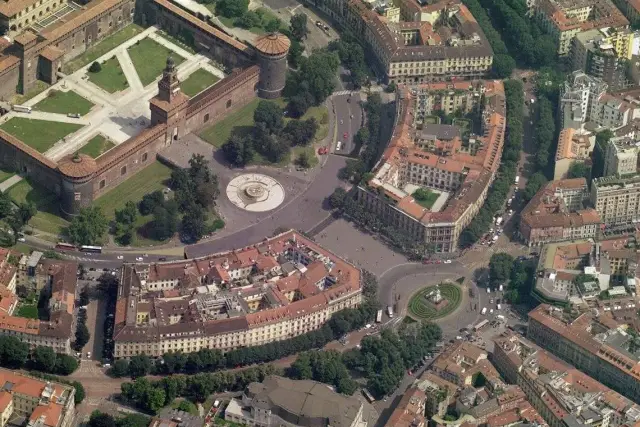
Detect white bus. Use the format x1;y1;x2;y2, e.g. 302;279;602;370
362;388;375;403
376;310;383;323
13;105;32;113
474;319;489;331
387;305;394;318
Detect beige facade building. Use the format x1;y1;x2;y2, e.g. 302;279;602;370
554;128;594;180
113;230;362;358
309;0;493;83
590;175;640;225
603;136;640;176
0;0;69;35
0;369;75;427
527;304;640;404
493;331;640;427
357;80;505;253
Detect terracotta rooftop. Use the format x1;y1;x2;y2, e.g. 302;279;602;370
57;154;97;179
0;0;40;18
254;32;291;55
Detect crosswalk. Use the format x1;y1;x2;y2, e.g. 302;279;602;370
333;90;353;96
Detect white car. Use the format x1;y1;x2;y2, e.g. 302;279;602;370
17;237;26;242
444;259;452;264
135;257;143;262
117;255;123;260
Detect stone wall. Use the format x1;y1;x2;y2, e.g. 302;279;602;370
0;64;19;102
92;124;168;198
185;65;259;135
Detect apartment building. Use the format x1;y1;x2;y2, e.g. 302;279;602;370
356;80;505;252
591;175;640;225
113;230;362;358
493;331;640;427
527;304;640;404
560;72;609;129
386;387;427;427
0;260;76;355
532;0;628;56
0;369;75;427
572;28;634;90
603;136;640;176
520;178;601;247
309;0;493;83
554;128;594;179
225;376;364;427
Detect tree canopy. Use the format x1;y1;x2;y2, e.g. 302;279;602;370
67;206;108;245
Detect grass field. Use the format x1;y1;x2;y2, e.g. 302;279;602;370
128;38;185;86
0;118;83;153
33;90;94;116
88;57;129;93
80;135;116;158
412;188;439;209
7;180;69;235
0;166;15;183
216;7;287;35
292;145;318;168
157;30;197;54
408;283;462;320
181;69;220;97
15;303;38;319
12;80;50;105
95;161;173;220
63;24;146;73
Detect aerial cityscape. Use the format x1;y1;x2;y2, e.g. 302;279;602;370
1;0;640;425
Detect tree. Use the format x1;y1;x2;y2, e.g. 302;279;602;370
216;0;249;18
264;17;282;33
115;201;137;226
296;151;312;169
283;118;318;146
290;13;309;41
236;10;260;29
177;400;197;413
0;335;28;368
139;191;165;215
254;101;284;133
33;346;57;373
75;323;90;350
110;359;130;377
97;272;119;298
222;133;254;167
89;411;116;427
128;354;153;379
329;187;347;209
55;354;79;375
489;253;514;286
491;54;515;79
89;62;102;73
17;202;36;224
150;205;178;241
72;381;85;404
523;172;548;202
288;39;304;69
181;204;207;241
79;287;89;306
67;206;108;245
567;161;590;179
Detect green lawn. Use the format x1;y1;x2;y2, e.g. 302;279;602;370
79;135;115;158
15;303;38;319
292;145;318;168
95;161;173;220
12;80;50;105
33;90;94;116
63;24;146;74
0;166;15;183
87;57;129;93
412;188;439;209
181;69;220;97
0;118;83;153
7;180;69;235
128;38;185;86
157;30;197;54
408;283;462;320
216;7;287;35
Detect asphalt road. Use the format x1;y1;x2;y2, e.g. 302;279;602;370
334;93;363;155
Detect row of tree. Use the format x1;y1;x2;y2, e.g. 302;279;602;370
0;188;36;247
488;252;536;304
222;100;319;167
328;31;370;89
0;335;80;375
120;364;282;412
460;80;524;246
88;411;150;427
110;271;380;379
74;307;90;352
289;321;441;398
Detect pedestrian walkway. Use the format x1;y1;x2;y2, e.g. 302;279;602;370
0;175;21;192
116;50;144;91
333;90;353;96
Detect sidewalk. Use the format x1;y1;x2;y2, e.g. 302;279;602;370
0;175;21;192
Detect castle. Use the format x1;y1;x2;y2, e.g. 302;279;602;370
0;0;290;217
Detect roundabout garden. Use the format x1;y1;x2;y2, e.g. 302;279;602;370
408;282;462;320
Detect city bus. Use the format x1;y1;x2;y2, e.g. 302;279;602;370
376;310;383;323
362;388;375;403
55;242;76;251
474;319;489;331
80;245;102;254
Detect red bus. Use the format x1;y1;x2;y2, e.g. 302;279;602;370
55;242;76;251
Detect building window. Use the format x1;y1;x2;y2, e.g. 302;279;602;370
226;99;232;108
204;113;210;122
142;153;148;162
120;166;127;176
99;180;105;189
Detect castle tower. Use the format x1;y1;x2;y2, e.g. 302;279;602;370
57;153;98;218
150;57;189;144
254;33;290;99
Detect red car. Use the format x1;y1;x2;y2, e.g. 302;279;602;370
343;132;348;138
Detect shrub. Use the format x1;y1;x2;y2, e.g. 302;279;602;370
88;62;101;73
